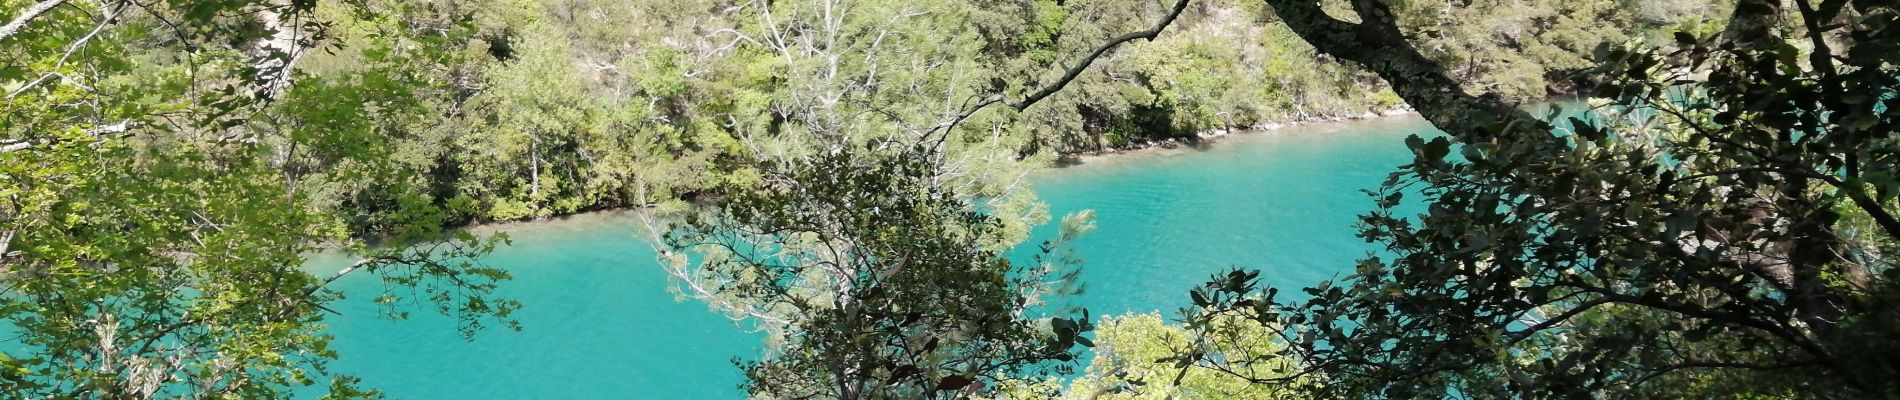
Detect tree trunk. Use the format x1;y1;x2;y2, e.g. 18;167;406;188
530;134;542;200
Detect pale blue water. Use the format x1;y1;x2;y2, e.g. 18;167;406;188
312;115;1440;399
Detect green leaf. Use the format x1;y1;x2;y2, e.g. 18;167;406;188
1570;117;1605;142
0;65;25;81
1423;136;1452;161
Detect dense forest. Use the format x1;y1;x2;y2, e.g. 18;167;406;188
6;0;1899;398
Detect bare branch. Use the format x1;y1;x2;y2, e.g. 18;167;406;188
1008;0;1191;112
0;0;68;43
6;0;125;100
0;119;131;153
931;0;1194;137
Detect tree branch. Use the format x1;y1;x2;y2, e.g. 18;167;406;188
1505;298;1614;344
1262;0;1532;141
930;0;1193;138
0;120;131;153
1006;0;1190;112
0;0;67;43
6;0;125;100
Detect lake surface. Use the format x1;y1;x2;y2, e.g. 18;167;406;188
312;115;1440;399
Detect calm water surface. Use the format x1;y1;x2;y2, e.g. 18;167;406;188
312;115;1441;398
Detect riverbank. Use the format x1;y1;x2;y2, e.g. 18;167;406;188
406;104;1426;234
1057;105;1418;167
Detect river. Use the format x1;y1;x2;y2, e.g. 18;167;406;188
310;114;1440;398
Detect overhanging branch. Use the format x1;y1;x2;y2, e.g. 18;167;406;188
0;0;68;43
930;0;1193;137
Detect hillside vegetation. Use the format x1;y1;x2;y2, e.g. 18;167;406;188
254;0;1729;229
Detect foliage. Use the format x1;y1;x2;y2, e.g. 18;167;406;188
1182;0;1900;398
2;0;517;397
1066;313;1291;399
112;0;1727;229
1386;0;1730;99
660;144;1096;399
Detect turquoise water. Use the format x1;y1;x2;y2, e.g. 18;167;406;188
313;115;1439;398
311;217;763;398
1020;116;1432;314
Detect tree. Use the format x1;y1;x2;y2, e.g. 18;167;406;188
2;0;517;397
1180;0;1900;397
660;145;1097;399
647;0;1196;397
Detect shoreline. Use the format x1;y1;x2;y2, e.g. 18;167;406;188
403;105;1424;235
1056;105;1417;167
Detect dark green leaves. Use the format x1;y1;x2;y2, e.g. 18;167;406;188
1407;134;1454;165
935;375;974;391
1570;117;1606;142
